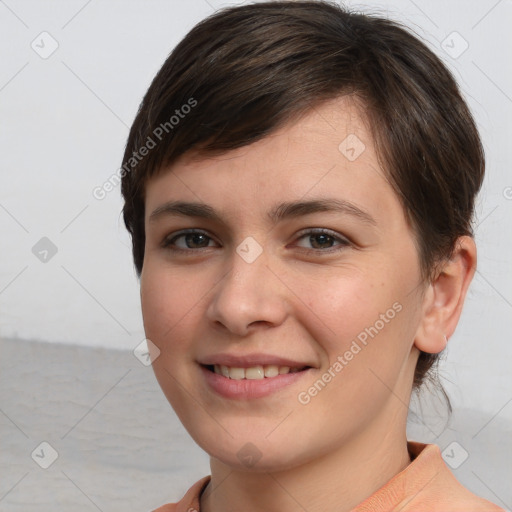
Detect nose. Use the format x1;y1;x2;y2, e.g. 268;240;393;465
205;245;290;337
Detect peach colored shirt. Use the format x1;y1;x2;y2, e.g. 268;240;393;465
152;442;504;512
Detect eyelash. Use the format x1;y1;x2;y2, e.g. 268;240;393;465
161;228;351;255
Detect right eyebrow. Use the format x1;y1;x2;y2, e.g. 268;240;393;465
149;201;222;223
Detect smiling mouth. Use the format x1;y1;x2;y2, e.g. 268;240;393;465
203;364;311;380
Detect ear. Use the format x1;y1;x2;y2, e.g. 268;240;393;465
414;236;477;354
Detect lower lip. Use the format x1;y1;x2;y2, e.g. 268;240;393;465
199;365;312;400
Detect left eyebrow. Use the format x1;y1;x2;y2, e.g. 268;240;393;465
267;198;377;226
148;198;377;226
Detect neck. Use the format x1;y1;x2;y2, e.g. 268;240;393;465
200;413;411;512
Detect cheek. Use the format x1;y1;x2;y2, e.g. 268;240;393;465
140;265;204;418
140;263;201;353
291;265;417;393
291;282;415;436
291;267;400;351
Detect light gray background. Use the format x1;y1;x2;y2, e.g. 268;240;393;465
0;0;511;510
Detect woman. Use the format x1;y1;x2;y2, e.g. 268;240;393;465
120;1;504;510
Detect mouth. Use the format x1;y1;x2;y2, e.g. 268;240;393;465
199;362;314;399
202;364;312;380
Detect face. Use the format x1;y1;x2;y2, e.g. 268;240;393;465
141;96;426;472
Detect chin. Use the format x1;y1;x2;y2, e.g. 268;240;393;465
211;447;305;473
192;426;317;473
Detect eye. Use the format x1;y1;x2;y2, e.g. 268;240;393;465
161;228;350;254
161;229;218;251
293;228;350;252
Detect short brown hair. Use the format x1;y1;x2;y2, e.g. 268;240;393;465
120;0;484;393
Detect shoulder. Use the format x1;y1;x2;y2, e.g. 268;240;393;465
354;442;505;512
401;442;504;511
151;476;211;512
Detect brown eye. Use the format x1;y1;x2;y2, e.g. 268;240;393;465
309;233;335;249
294;229;350;252
162;230;217;251
181;233;211;249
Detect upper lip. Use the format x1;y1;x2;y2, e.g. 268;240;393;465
198;353;315;368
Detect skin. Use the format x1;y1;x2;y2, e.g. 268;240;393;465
140;96;476;512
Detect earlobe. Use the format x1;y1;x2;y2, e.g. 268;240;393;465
413;236;477;354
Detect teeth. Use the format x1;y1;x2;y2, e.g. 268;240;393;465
212;364;305;379
264;365;279;378
245;366;264;380
229;367;245;380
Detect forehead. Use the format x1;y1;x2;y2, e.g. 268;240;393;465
172;96;372;172
144;96;399;226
